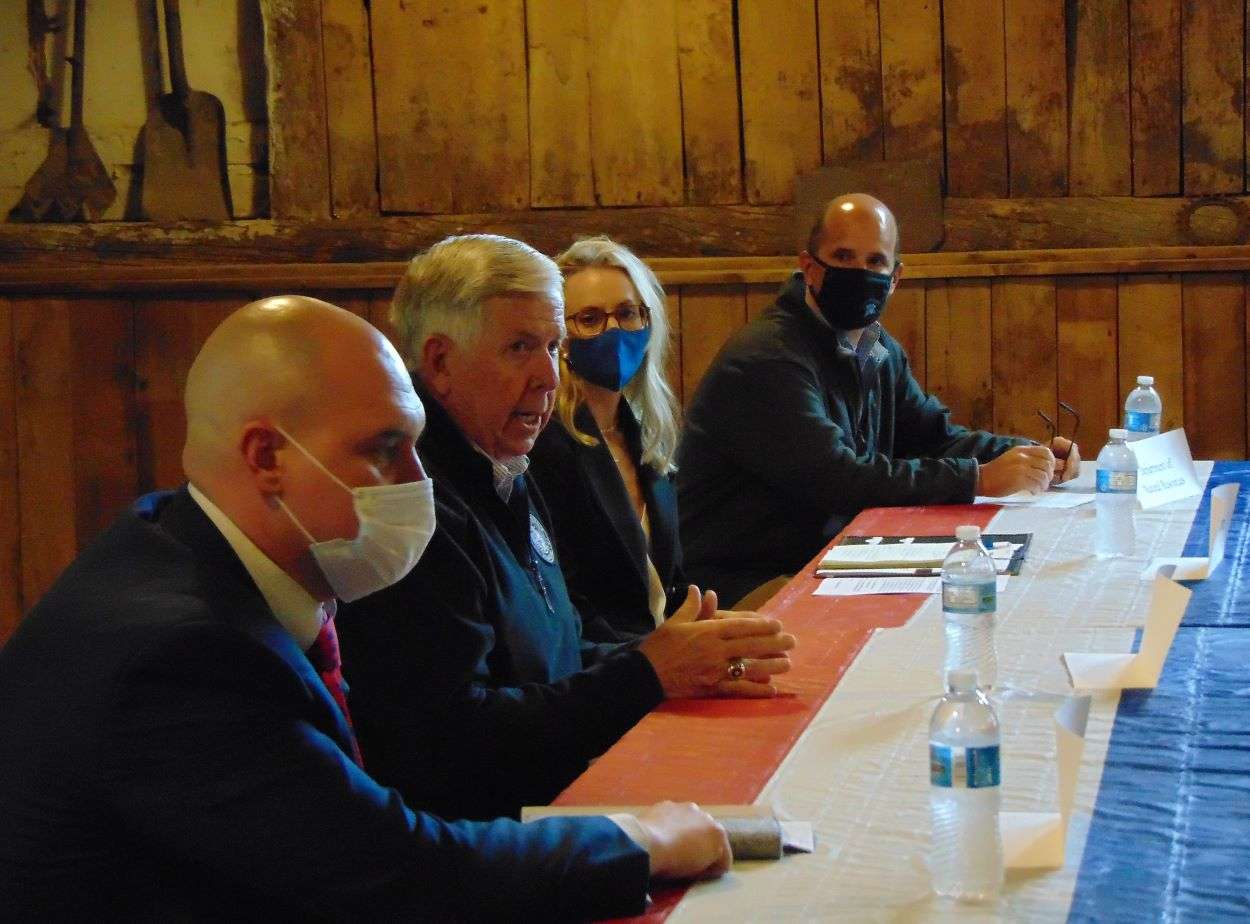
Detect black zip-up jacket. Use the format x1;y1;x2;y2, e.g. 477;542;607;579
677;273;1024;604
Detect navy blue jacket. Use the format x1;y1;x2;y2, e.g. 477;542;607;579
339;391;665;822
0;488;649;921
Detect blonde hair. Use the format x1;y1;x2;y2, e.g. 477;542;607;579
554;236;679;474
391;234;564;371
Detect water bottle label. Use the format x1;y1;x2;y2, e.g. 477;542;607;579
930;744;1001;789
1125;410;1159;433
1097;469;1138;494
942;581;996;615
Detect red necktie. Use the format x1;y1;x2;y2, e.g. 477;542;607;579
306;608;364;768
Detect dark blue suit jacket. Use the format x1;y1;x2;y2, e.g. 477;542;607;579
0;488;649;921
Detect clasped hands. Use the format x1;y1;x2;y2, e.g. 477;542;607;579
977;436;1081;497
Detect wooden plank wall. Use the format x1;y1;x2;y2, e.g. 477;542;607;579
2;268;1247;642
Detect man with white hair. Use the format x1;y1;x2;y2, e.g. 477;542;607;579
0;296;732;920
340;235;796;821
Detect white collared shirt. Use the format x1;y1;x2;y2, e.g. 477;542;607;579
187;483;328;650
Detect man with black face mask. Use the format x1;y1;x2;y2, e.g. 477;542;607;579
677;193;1080;607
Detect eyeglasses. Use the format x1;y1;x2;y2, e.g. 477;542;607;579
1036;401;1080;445
567;303;651;338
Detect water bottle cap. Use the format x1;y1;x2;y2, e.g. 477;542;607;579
1109;428;1128;440
1136;375;1154;386
955;525;981;541
946;670;978;691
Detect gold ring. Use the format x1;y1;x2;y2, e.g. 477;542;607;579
727;657;747;680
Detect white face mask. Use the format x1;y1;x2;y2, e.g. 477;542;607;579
273;426;436;602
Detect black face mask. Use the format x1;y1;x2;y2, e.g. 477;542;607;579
808;259;894;330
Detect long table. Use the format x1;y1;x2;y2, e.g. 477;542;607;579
554;462;1250;922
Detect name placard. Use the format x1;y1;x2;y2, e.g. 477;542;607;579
1132;429;1202;510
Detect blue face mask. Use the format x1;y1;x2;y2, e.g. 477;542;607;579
565;326;652;392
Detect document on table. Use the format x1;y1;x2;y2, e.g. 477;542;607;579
814;574;1010;596
974;490;1094;508
819;542;1021;570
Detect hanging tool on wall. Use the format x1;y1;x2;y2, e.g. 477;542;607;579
140;0;232;220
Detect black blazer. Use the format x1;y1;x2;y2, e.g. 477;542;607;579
0;488;649;921
530;402;686;642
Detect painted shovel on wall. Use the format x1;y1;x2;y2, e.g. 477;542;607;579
140;0;232;220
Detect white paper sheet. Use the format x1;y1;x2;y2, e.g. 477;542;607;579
1142;482;1239;580
975;491;1094;509
1133;429;1202;509
820;541;1021;570
1062;571;1192;689
814;574;1011;597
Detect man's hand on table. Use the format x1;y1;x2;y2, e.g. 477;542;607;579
1050;436;1081;484
637;586;795;698
977;444;1056;496
633;801;732;881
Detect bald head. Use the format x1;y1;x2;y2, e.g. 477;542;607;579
806;193;899;266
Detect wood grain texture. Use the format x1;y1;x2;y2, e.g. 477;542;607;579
527;0;594;207
1116;274;1184;433
879;0;943;165
1181;0;1244;195
943;0;1008;197
886;280;925;388
321;0;380;218
372;0;529;212
0;299;19;641
1182;274;1246;458
1004;0;1067;196
746;282;778;320
1129;0;1182;196
1069;0;1132;195
1056;276;1119;451
924;279;993;431
587;0;684;206
991;277;1056;439
818;0;884;163
262;0;332;219
676;0;742;204
680;284;745;400
738;0;822;203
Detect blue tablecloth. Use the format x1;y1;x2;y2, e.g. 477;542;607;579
1071;462;1250;921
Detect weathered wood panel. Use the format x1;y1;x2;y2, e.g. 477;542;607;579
527;1;594;208
887;281;926;388
879;0;943;165
1056;276;1119;451
372;0;528;212
1117;274;1184;433
321;0;379;218
676;0;742;204
1181;0;1244;195
738;0;821;203
587;0;685;206
680;285;745;401
924;279;993;431
1069;0;1132;195
943;0;1007;197
991;278;1057;439
818;0;884;163
1129;0;1182;196
0;298;19;638
1004;0;1067;196
1183;274;1246;458
746;282;777;321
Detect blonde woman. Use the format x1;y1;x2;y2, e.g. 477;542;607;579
529;236;686;642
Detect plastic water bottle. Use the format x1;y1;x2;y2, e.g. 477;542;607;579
1123;375;1162;442
929;669;1003;902
942;525;998;690
1095;428;1137;558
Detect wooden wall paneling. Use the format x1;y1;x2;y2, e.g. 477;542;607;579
322;0;380;217
1004;0;1067;196
1117;274;1184;433
587;0;684;206
1129;0;1182;195
527;0;594;207
746;282;777;321
676;0;742;204
1056;276;1119;451
887;280;926;389
680;285;746;401
0;298;19;640
1069;0;1132;195
1181;0;1245;195
262;0;332;219
991;278;1057;440
924;279;993;430
663;288;684;406
14;298;138;608
1182;274;1246;458
737;0;822;203
371;0;529;213
878;0;943;165
134;297;247;494
818;0;884;163
942;0;1008;197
